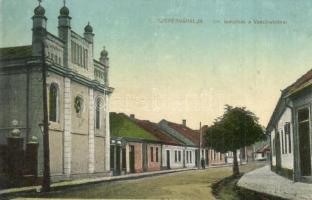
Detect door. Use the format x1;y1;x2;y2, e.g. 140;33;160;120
275;131;282;170
122;148;126;172
129;145;135;173
205;149;209;165
166;150;170;169
110;145;115;170
116;146;121;175
195;150;199;167
298;108;312;176
142;143;148;172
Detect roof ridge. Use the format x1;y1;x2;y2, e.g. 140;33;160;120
0;45;32;49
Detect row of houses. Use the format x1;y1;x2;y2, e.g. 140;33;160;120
109;113;246;176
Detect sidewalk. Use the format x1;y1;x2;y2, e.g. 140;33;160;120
0;167;197;196
237;165;312;200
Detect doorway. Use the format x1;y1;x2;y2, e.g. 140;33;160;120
122;148;126;172
129;145;135;173
166;150;170;169
275;131;282;170
195;150;199;167
116;146;121;175
298;108;312;176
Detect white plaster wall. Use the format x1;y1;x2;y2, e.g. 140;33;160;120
277;108;293;170
162;145;184;169
226;150;241;164
185;147;197;168
271;129;276;166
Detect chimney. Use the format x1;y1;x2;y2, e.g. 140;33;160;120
130;114;135;119
182;119;186;127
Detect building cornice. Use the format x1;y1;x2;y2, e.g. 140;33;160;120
0;56;114;94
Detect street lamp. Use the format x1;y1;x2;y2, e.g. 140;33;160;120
38;122;50;134
38;123;44;134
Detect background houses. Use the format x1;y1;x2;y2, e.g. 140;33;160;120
158;119;199;168
110;113;161;175
200;125;226;166
132;118;186;169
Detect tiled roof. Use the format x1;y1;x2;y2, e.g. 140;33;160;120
284;68;312;96
158;120;195;146
134;119;182;145
256;144;270;153
267;68;312;130
0;45;32;60
110;112;159;142
167;121;200;146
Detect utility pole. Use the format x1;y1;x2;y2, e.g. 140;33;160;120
198;122;202;169
41;40;50;192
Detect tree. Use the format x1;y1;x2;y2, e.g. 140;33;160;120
205;105;264;176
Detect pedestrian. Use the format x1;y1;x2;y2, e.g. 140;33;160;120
201;157;205;169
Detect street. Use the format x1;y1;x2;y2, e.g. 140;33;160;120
17;162;265;199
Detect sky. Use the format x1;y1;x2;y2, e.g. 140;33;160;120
1;0;312;129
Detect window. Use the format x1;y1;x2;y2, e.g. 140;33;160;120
285;123;291;154
156;147;159;162
178;151;181;162
74;96;84;115
190;151;192;163
78;46;81;65
83;48;86;68
95;98;101;129
49;84;58;122
186;151;189;163
284;129;287;153
175;150;177;162
272;137;276;156
84;49;88;68
281;130;284;154
71;41;74;62
73;42;76;63
151;147;154;162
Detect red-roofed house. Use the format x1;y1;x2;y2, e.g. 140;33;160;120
134;118;187;169
158;119;213;168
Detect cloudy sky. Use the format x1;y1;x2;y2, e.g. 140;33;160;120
1;0;312;128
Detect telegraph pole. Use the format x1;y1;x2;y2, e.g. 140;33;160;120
41;40;50;192
198;122;202;169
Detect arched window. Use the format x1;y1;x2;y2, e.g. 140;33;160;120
95;98;101;129
49;83;59;122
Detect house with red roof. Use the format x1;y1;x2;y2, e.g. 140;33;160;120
110;113;162;175
158;119;213;168
133;118;187;169
267;68;312;183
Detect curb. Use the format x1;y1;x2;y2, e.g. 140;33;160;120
1;163;234;198
0;168;197;197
